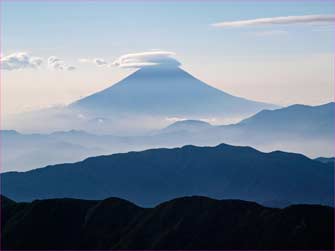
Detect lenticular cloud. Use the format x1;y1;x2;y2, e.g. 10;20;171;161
113;50;181;68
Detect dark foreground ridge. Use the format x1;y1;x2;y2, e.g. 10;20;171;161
1;195;333;250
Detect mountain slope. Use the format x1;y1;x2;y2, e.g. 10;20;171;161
2;143;333;206
70;66;276;117
213;102;335;157
2;195;333;250
235;102;334;137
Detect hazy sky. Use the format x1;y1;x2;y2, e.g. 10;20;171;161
1;0;334;116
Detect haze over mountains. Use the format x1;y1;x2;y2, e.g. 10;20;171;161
2;195;333;250
3;143;333;207
2;102;333;172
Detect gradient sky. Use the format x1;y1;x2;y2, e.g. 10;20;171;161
1;0;334;116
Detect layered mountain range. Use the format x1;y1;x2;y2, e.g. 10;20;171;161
2;102;333;172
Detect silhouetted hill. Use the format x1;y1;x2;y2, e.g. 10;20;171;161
2;143;333;207
1;195;333;250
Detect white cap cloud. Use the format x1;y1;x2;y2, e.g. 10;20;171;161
48;56;76;71
0;52;43;70
112;50;180;68
212;14;334;28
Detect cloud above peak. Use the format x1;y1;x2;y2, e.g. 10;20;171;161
212;14;334;28
113;50;180;69
0;52;43;70
48;56;76;71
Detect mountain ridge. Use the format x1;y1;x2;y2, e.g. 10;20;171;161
2;195;333;250
2;143;333;207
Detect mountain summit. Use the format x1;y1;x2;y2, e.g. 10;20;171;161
71;66;276;118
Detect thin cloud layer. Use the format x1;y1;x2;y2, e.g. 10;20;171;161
212;14;334;28
0;52;43;70
113;51;181;68
48;56;76;71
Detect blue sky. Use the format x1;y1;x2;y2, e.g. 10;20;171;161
3;1;334;56
1;1;334;114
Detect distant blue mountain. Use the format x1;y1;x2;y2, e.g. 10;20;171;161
2;143;333;207
154;103;334;157
235;102;334;137
159;102;334;137
157;119;213;134
70;66;277;117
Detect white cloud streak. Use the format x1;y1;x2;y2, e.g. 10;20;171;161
48;56;76;71
0;52;43;70
113;50;181;68
212;14;334;28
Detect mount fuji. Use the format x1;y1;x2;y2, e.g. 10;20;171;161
70;66;277;118
5;65;278;134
